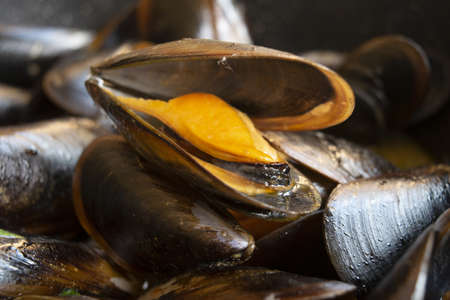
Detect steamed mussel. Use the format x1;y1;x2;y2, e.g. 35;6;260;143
0;231;139;298
0;118;107;237
74;135;254;283
0;0;449;296
85;38;354;221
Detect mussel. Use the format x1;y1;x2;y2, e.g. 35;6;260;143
0;83;32;124
0;118;106;236
263;130;396;198
0;232;139;298
85;38;355;220
367;208;450;300
108;0;252;45
325;35;436;143
140;267;357;299
74;135;254;283
324;165;450;292
247;210;338;279
0;25;93;86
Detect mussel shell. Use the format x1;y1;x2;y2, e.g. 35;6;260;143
86;78;321;220
0;25;93;86
14;295;100;300
140;267;357;299
114;0;252;44
0;83;31;125
324;165;450;292
247;210;338;279
0;0;135;31
91;38;354;131
0;235;138;298
367;209;450;300
43;51;106;117
264;131;396;184
0;118;106;236
74;135;254;282
338;35;430;129
15;297;100;300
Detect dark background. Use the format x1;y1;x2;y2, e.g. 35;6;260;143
1;0;449;54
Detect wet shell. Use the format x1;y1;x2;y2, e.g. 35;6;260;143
90;38;354;131
0;25;93;86
324;165;450;292
140;267;357;300
367;209;450;300
86;79;322;220
74;135;254;283
0;235;138;298
0;118;106;236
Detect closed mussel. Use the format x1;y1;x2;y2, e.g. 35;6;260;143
0;118;106;236
327;35;431;143
73;136;254;283
0;25;93;86
140;267;357;300
324;165;450;292
367;208;450;300
0;83;32;125
0;232;138;298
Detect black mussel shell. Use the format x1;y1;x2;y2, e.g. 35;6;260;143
339;35;430;130
74;135;254;283
0;83;32;125
90;38;354;131
367;209;450;300
0;235;139;298
140;267;356;299
324;165;450;292
43;51;106;117
112;0;252;44
247;210;338;279
0;25;93;86
0;118;107;236
264;131;396;199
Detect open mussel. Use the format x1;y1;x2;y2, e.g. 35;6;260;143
85;38;355;220
324;165;450;292
0;232;139;298
0;118;107;236
140;267;356;299
367;208;450;300
89;38;354;131
74;135;254;283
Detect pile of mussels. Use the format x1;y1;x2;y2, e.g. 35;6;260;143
0;1;449;299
